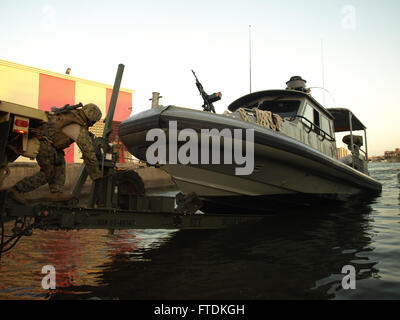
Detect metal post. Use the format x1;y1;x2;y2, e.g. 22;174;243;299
364;128;368;161
103;64;125;140
249;25;252;93
150;92;162;108
70;64;125;199
70;165;89;198
321;39;326;106
349;111;355;168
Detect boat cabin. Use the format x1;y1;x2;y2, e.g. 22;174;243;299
227;76;369;174
228;90;337;160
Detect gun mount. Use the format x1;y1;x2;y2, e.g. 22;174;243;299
192;70;221;113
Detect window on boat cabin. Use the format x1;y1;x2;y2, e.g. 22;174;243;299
258;100;300;119
320;115;332;137
302;104;333;137
302;103;314;128
313;109;321;134
302;103;323;134
246;102;259;109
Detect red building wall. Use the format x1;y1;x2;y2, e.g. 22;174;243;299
38;74;76;163
36;74;132;163
106;89;132;122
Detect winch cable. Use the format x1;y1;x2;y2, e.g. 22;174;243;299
0;217;29;259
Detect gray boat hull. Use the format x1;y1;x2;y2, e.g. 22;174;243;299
119;106;381;214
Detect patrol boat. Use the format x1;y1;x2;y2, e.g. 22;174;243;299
119;76;382;214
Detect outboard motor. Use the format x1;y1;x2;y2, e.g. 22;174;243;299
286;76;309;93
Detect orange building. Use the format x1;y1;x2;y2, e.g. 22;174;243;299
0;59;134;163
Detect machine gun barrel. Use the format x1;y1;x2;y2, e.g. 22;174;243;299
192;70;204;93
51;102;83;114
191;70;219;113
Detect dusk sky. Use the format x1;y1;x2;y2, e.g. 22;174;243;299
1;0;399;156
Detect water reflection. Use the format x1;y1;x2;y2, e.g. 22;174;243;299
46;201;378;300
3;163;400;300
0;227;177;300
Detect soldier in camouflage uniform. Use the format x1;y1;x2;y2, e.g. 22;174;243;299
9;103;103;202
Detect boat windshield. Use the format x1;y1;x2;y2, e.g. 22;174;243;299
257;100;300;119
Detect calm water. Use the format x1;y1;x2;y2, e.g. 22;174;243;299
0;162;399;300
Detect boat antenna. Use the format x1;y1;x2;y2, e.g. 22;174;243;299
308;86;337;108
249;25;252;93
321;39;326;106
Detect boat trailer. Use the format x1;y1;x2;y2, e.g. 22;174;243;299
0;190;264;258
1;194;263;231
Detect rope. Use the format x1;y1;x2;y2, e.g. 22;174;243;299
256;108;276;130
238;108;250;122
237;108;283;132
273;114;283;131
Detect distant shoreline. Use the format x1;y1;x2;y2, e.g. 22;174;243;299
369;159;400;163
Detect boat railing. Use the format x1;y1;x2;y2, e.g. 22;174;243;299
289;115;336;142
359;147;367;159
239;108;335;142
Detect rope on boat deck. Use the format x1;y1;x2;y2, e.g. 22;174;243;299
236;108;283;132
238;108;250;122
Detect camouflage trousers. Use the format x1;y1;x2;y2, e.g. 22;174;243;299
15;140;66;193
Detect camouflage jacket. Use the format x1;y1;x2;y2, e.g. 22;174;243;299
40;109;102;180
43;109;88;149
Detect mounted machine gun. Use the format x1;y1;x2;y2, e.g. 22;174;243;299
192;70;221;113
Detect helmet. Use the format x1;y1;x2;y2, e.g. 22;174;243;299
82;103;102;124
